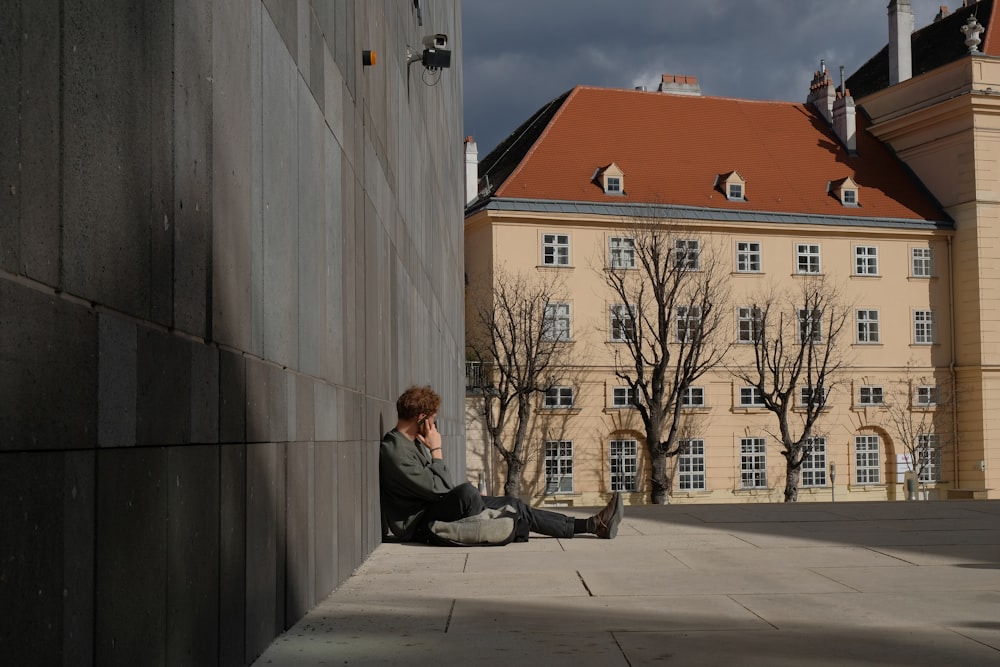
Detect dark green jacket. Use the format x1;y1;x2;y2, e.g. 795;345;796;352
379;428;454;540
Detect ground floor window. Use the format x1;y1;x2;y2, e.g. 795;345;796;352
610;439;638;492
855;434;881;484
801;437;827;487
678;439;705;490
916;434;942;483
740;437;767;489
544;440;574;493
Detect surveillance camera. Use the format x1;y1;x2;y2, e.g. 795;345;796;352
422;33;448;50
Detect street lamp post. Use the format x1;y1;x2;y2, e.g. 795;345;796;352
830;462;837;502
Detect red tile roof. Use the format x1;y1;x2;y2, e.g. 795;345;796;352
493;86;945;222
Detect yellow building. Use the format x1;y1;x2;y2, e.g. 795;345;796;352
465;1;997;505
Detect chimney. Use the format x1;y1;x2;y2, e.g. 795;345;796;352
657;74;702;96
888;0;914;85
807;59;836;123
832;66;857;153
464;136;479;205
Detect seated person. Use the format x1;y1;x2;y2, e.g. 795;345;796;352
380;385;623;544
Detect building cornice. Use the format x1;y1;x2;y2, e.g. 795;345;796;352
469;197;952;231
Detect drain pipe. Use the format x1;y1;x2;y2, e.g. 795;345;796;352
948;234;959;489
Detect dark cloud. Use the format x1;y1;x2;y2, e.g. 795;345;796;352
463;0;950;154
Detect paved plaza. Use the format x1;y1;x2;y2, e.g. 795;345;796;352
254;500;1000;666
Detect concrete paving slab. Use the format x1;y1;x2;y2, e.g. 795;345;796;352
810;563;1000;592
869;544;1000;565
447;594;768;634
667;545;907;570
614;627;1000;666
580;567;855;597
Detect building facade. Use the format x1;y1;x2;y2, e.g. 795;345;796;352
465;1;997;507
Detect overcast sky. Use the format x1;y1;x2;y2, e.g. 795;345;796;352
462;0;958;155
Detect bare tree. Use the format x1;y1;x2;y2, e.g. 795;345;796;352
603;220;730;504
466;266;572;497
731;277;850;502
879;368;954;499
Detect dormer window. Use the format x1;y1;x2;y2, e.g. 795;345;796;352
831;177;860;207
596;162;625;196
718;170;746;201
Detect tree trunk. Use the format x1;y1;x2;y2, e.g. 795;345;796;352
650;450;670;504
784;464;801;502
503;458;523;498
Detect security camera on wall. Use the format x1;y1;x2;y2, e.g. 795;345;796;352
421;33;451;69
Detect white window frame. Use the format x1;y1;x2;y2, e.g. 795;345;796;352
737;306;763;343
856;309;880;344
609;236;636;269
915;385;937;407
855;434;881;484
911;247;934;278
543;386;574;409
610;304;636;343
796;243;821;274
542;233;570;266
736;241;761;273
913;310;935;345
674;239;701;270
798;308;823;343
799;385;828;409
739;386;764;408
676;305;702;342
610;439;638;492
544;440;574;493
727;183;744;200
611;386;636;408
543;302;571;341
681;386;705;408
854;246;878;276
916;434;942;483
801;436;827;487
605;176;621;194
858;385;884;406
842;188;858;206
678;439;706;491
740;437;768;489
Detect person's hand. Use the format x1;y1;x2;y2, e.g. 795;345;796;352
417;414;443;458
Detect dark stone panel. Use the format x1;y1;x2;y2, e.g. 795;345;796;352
17;0;61;287
285;441;314;622
0;2;19;274
268;365;288;443
190;343;219;444
322;134;344;384
313;441;336;599
219;349;246;444
0;452;65;665
297;79;324;378
95;447;168;667
173;0;213;338
166;445;220;666
211;0;254;353
148;0;176;328
295;375;315;442
98;313;137;448
274;442;287;631
244;442;278;661
262;0;297;65
64;450;96;667
308;9;324;112
136;328;192;446
261;13;299;369
219;444;246;667
336;442;357;586
245;357;269;443
62;0;153;316
0;281;98;450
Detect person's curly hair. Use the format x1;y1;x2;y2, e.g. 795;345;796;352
396;385;441;420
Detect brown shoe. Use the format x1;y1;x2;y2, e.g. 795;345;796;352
593;492;624;539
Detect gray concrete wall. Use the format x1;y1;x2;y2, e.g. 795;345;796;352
0;1;465;665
